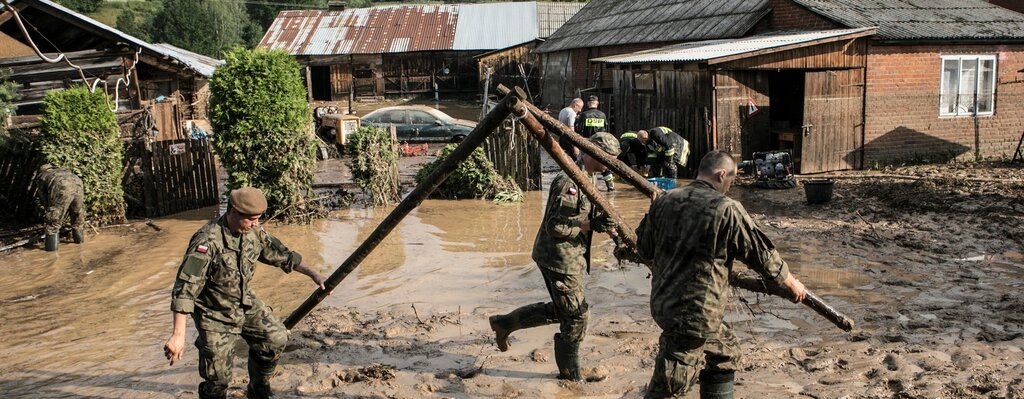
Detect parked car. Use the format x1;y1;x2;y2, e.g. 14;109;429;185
360;105;476;143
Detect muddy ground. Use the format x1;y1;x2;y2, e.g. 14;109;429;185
1;154;1021;398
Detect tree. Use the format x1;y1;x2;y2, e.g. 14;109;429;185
54;0;103;13
150;0;251;58
245;0;327;46
39;87;126;222
116;7;151;42
208;48;316;220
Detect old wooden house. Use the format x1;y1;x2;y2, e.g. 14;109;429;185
258;2;579;102
0;0;225;218
542;0;1024;173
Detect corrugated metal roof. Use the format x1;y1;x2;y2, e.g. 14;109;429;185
792;0;1024;41
7;0;224;77
592;28;875;64
151;43;224;78
259;2;581;56
535;0;769;53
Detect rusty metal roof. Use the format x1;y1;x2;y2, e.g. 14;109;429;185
593;28;875;64
792;0;1024;41
259;2;582;56
535;0;770;54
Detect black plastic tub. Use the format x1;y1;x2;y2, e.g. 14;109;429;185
803;179;835;204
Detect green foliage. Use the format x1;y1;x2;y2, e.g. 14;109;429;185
0;68;20;142
346;126;400;206
247;0;327;33
415;144;513;200
209;48;316;220
39;87;125;222
150;0;253;57
55;0;103;13
115;2;160;42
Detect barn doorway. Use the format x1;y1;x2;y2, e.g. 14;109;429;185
767;71;805;163
309;66;331;101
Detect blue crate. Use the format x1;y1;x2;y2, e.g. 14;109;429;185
647;177;676;190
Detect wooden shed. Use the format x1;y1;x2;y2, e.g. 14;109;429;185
596;28;874;174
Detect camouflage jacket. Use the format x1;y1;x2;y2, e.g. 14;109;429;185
35;166;82;203
170;216;303;333
532;172;593;275
636;180;791;338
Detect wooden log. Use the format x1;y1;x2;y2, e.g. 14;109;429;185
283;91;525;329
495;84;661;199
731;273;855;331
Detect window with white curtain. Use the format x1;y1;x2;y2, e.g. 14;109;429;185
939;55;996;116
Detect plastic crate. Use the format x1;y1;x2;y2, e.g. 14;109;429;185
647;177;676;190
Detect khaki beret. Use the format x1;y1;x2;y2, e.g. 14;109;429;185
589;132;620;156
229;187;268;215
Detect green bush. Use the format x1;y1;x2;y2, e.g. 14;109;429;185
39;86;126;222
346;126;399;206
416;144;510;200
209;48;316;220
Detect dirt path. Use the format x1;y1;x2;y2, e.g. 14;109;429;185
0;161;1021;398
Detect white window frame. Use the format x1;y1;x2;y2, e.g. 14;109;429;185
939;55;997;117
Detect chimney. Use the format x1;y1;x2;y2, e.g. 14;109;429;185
328;1;346;11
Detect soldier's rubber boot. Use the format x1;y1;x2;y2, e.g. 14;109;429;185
198;382;228;399
44;233;59;252
699;370;734;399
489;302;552;351
602;171;615;191
247;360;277;399
72;227;84;244
553;333;583;381
246;382;275;399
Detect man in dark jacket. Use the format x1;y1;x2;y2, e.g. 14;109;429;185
618;130;650;173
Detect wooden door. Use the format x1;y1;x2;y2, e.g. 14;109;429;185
801;69;864;173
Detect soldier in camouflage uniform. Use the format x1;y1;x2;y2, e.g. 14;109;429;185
488;132;621;381
163;187;330;399
636;151;807;399
35;164;85;251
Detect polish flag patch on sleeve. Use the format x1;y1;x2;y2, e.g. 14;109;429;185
196;245;208;253
568;187;577;195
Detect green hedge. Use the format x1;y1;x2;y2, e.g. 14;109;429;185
416;144;509;200
39;86;126;222
209;48;316;219
346;126;399;206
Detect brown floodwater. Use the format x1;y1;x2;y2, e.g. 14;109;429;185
0;180;899;398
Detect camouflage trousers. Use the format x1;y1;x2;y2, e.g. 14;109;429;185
41;179;84;235
194;298;289;399
644;323;741;398
539;268;590;343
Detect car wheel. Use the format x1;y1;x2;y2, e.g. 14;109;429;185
451;135;466;143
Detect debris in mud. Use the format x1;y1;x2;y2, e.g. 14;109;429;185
337;364;397;383
436;365;483;379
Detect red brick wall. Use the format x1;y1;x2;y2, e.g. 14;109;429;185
770;0;838;30
864;44;1024;164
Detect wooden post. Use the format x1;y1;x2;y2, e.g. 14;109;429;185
283;91;527;329
731;273;855;331
495;84;661;199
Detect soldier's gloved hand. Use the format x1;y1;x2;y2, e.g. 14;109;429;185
591;213;616;233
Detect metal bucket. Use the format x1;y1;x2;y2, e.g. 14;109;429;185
803;179;835;204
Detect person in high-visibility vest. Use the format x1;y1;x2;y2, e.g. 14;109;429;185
618;130;650;174
646;126;690;179
563;95;615;190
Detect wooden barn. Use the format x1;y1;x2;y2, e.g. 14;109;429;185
542;0;1024;173
258;2;580;102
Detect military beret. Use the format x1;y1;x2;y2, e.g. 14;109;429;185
229;187;268;215
589;132;620;156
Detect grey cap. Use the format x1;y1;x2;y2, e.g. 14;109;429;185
589;132;620;156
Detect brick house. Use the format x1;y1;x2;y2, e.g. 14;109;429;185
542;0;1024;172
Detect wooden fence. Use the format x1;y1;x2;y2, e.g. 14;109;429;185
125;138;219;217
483;118;541;191
0;138;45;220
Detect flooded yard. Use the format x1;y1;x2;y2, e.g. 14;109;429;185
1;159;1022;398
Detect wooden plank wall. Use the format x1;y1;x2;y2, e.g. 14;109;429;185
0;139;45;220
540;51;573;108
714;70;771;159
716;38;867;70
612;68;712;177
478;43;541;101
127;138;219;217
801;69;865;173
483;119;542;191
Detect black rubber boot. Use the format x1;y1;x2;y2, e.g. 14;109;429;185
699;370;734;399
247;355;278;399
489;302;553;351
198;381;228;399
44;233;59;252
246;382;275;399
72;227;84;244
553;333;582;381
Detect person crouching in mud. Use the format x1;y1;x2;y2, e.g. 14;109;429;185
163;187;331;399
488;132;621;381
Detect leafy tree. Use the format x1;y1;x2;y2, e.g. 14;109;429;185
115;6;151;42
54;0;103;13
150;0;250;58
208;48;316;220
39;87;126;222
